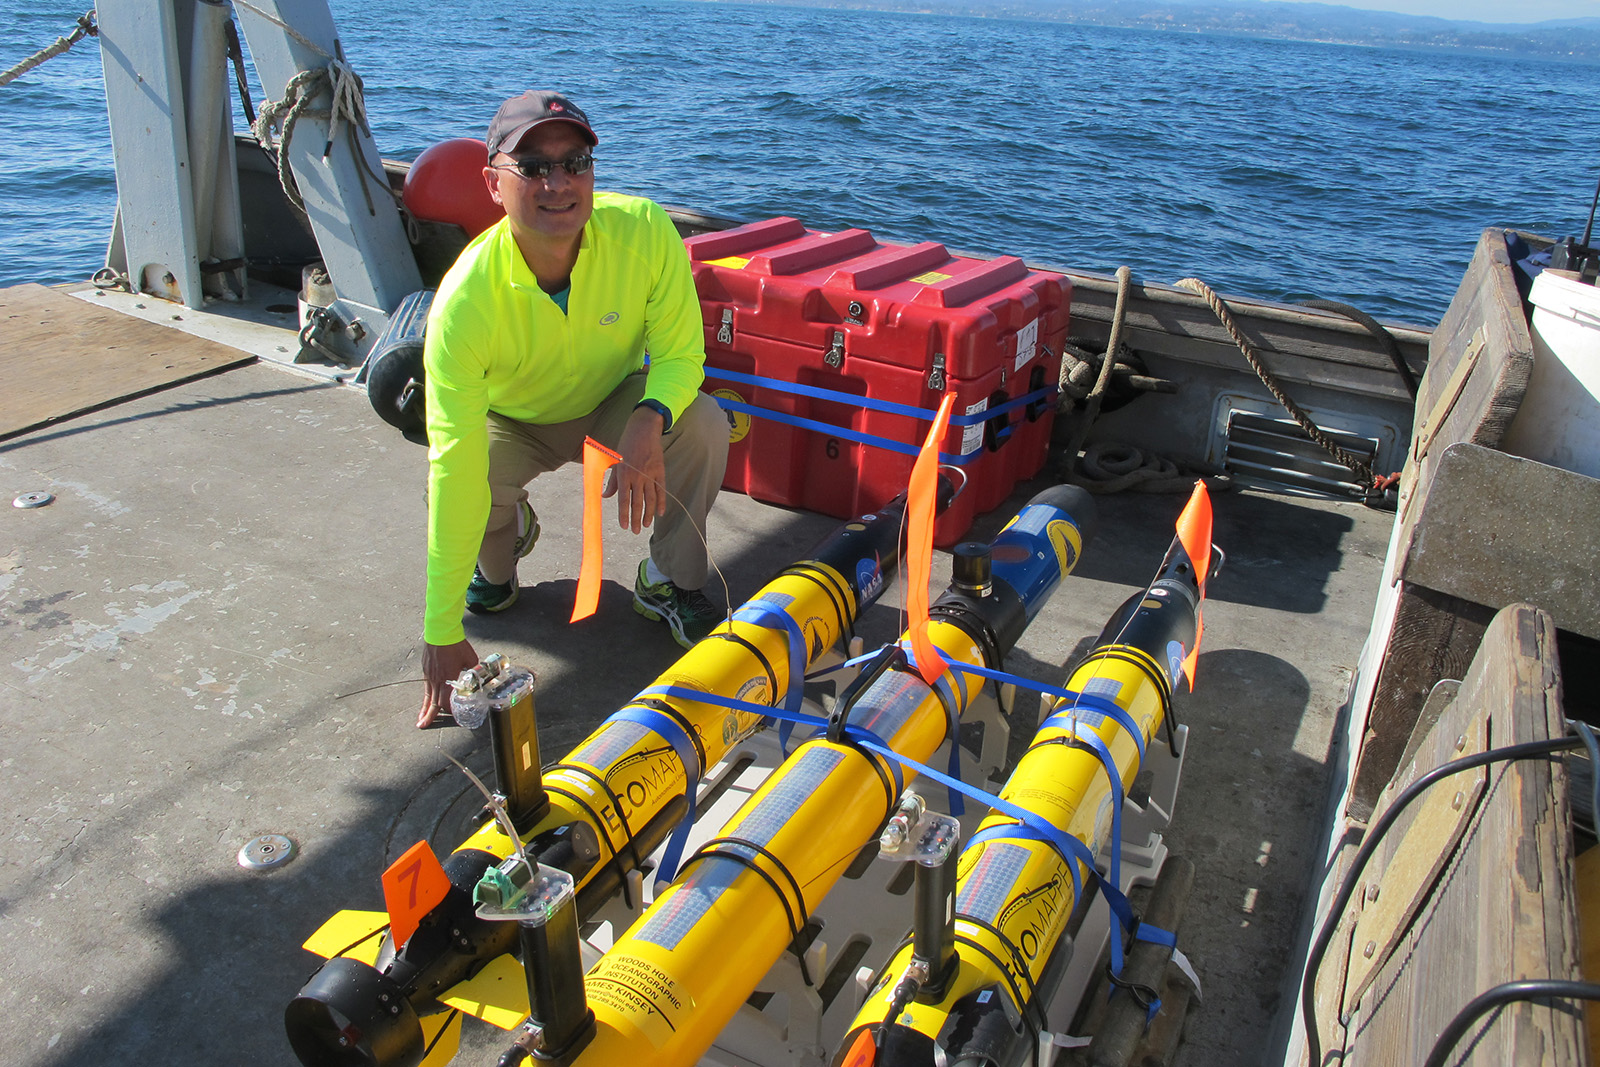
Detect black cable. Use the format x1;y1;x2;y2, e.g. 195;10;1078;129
1575;721;1600;833
1302;735;1581;1067
1421;979;1600;1067
875;974;921;1054
223;17;256;127
496;1044;530;1067
1298;298;1419;400
1582;171;1600;249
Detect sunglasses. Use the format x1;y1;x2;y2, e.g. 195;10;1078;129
493;153;595;180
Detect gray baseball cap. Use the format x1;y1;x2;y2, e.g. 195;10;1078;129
486;91;598;158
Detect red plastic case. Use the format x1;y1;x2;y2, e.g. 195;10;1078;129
687;216;1069;546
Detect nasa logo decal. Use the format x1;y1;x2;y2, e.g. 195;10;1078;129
1165;640;1186;683
856;556;884;603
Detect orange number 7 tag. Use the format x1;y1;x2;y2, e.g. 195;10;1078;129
381;840;452;951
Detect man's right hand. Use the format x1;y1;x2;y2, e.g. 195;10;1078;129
420;639;479;728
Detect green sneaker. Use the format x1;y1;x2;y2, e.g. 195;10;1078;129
465;503;538;616
512;500;540;560
466;566;517;614
633;561;722;649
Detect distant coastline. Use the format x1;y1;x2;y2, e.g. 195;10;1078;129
703;0;1600;63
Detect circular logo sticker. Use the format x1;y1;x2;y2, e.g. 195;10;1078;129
1046;519;1081;575
713;389;750;444
598;311;620;325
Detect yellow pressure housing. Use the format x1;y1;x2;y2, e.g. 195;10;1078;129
454;491;922;895
287;497;931;1067
575;619;982;1065
567;485;1097;1067
837;527;1205;1065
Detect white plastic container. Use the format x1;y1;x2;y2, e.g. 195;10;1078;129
1500;268;1600;478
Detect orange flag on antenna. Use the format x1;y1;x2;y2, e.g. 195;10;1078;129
907;393;956;685
1175;479;1213;590
1174;480;1213;690
571;437;622;623
381;840;452;952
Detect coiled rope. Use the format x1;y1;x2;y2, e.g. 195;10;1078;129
1075;442;1198;494
1058;267;1229;494
0;10;98;88
235;0;411;235
252;63;371;213
1175;276;1377;486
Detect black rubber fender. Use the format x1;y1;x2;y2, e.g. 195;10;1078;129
365;289;434;446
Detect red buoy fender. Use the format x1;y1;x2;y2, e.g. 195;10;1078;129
402;137;504;239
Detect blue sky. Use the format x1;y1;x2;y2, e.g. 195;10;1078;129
1277;0;1600;21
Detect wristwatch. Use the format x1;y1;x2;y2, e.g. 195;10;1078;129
634;398;672;431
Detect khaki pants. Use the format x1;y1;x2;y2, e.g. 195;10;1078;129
477;371;729;590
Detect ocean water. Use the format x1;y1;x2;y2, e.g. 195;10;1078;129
3;0;1599;325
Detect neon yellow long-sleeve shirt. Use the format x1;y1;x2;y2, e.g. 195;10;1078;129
422;192;706;645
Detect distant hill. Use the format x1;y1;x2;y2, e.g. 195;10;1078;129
718;0;1600;61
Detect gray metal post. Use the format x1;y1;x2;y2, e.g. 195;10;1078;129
230;0;422;316
97;0;246;307
97;0;206;307
183;0;246;299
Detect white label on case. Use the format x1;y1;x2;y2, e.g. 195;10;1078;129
961;398;988;455
1015;318;1040;372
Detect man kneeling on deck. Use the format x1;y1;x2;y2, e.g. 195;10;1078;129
418;90;728;728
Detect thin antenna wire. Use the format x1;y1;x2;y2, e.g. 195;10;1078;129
605;457;733;624
1583;171;1600;249
442;749;535;875
896;502;912;637
1065;538;1183;738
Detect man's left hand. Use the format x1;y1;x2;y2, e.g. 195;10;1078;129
604;405;667;533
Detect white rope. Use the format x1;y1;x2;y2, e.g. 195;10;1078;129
230;0;330;57
230;5;404;228
253;60;376;213
324;58;369;157
0;11;97;88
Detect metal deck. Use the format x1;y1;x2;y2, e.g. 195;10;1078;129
0;293;1393;1067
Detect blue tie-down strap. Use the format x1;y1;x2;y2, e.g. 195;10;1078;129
635;684;904;876
704;368;1056;467
895;643;975;817
1049;722;1173;1023
609;705;703;887
1036;709;1172;1016
918;705;1176;1024
705;365;1055;427
939;659;1148;766
728;600;808;754
641;678;1181;1023
714;395;974;465
1111;918;1181;1024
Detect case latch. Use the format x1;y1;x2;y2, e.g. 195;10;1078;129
716;308;734;347
927;352;946;391
824;329;845;369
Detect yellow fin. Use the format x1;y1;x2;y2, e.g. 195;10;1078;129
419;1009;463;1067
301;909;390;965
439;953;529;1031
